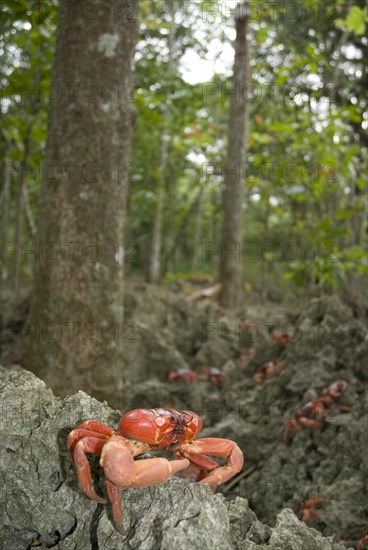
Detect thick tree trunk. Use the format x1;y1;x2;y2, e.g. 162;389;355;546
148;0;177;283
219;1;250;308
26;0;138;404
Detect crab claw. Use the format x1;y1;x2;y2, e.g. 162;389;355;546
99;435;190;533
177;437;244;486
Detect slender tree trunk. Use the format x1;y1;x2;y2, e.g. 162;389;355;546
23;180;36;239
211;192;218;252
13;173;24;292
149;132;166;283
1;159;11;284
261;194;270;302
26;0;138;404
219;1;250;308
191;187;204;272
331;0;353;94
13;131;31;292
148;0;177;283
359;191;368;247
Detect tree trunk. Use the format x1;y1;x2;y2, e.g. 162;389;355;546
219;1;250;308
148;0;177;283
148;135;166;283
13;131;31;292
26;0;138;404
22;180;36;239
1;159;11;285
191;187;204;272
261;194;270;302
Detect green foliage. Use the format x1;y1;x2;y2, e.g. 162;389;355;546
344;5;368;35
284;253;345;292
1;0;58;281
1;0;367;302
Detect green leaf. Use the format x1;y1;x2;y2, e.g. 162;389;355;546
345;6;367;35
268;122;293;133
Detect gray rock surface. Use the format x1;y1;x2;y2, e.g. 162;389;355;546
0;366;350;549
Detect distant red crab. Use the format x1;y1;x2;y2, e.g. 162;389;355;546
68;408;243;534
168;368;199;383
357;524;368;550
253;361;285;384
273;333;292;346
11;354;25;366
203;366;225;388
239;348;256;363
297;496;324;523
283;380;348;443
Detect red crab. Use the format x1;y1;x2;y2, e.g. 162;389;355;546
68;408;243;534
320;379;348;400
253;361;285;384
273;333;292;346
167;368;199;383
282;380;348;443
11;354;25;366
203;366;225;388
297;496;324;523
358;524;368;550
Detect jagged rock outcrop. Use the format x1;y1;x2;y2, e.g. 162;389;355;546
0;366;349;549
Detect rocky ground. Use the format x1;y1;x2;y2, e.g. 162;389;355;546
1;280;367;549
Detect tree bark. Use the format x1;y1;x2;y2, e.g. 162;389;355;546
219;1;250;308
26;0;138;404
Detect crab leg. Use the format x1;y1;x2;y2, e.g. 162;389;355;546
100;436;190;533
73;437;108;503
282;421;299;443
178;437;244;486
106;480;125;535
100;436;190;488
298;418;324;429
104;456;191;533
283;401;327;443
176;450;219;472
283;417;323;443
68;428;109;461
175;451;219;483
78;420;115;436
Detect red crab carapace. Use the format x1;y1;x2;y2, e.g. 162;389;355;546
167;368;199;383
